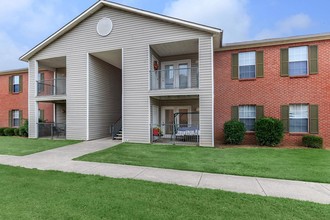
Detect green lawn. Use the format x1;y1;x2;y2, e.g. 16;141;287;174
0;137;80;156
77;143;330;183
0;165;329;219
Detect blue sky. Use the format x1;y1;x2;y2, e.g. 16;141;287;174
1;0;329;71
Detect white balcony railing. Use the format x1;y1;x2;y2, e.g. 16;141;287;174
37;78;66;96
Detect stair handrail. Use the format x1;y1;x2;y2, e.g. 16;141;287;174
111;117;122;140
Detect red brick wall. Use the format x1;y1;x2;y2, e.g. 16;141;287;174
0;70;54;128
214;40;330;148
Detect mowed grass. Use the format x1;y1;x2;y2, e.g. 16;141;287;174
0;137;81;156
77;143;330;183
0;165;329;219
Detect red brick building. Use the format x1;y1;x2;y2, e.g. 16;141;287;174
214;35;330;147
0;68;54;128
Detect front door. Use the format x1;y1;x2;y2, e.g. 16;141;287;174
161;106;191;137
161;60;191;89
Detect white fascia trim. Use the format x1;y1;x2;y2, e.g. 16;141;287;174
86;53;90;140
211;36;215;147
102;1;221;34
20;0;221;61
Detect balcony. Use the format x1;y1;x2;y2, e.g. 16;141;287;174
37;78;66;96
150;67;199;90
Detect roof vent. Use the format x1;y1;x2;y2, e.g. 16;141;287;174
97;17;113;37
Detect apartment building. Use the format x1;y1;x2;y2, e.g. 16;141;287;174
0;68;54;128
215;35;330;146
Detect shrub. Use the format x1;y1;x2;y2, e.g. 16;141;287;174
4;128;15;136
224;120;246;145
302;135;323;149
255;117;284;147
14;128;20;136
0;128;6;136
19;120;28;137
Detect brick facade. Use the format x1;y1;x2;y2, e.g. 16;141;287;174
214;40;330;148
0;70;54;128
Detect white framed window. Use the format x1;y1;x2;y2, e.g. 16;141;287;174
239;105;256;131
12;110;20;127
289;46;308;76
13;75;20;93
239;52;256;79
289;104;308;132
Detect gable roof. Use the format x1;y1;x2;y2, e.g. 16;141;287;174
20;0;222;61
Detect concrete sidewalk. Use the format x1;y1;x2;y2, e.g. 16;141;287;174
0;138;329;204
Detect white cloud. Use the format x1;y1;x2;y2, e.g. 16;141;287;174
163;0;251;42
256;13;312;39
0;32;27;70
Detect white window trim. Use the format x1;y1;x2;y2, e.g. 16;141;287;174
288;46;309;76
289;104;309;133
238;105;256;131
238;51;256;79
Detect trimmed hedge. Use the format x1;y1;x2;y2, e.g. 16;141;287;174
0;128;6;136
302;135;323;149
224;120;246;145
14;128;20;136
19;120;29;137
4;128;15;136
255;117;284;147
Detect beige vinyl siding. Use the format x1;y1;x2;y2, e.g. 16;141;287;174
55;103;66;124
89;55;122;140
28;61;37;138
198;36;213;146
29;6;213;143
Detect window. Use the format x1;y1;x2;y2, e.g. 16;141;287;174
13;75;20;93
289;46;308;76
12;110;20;127
239;105;256;131
289;104;308;132
239;52;256;79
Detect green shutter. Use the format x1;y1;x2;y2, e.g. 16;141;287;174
8;110;12;127
256;51;264;78
9;76;13;93
40;109;45;121
19;110;23;126
309;105;318;134
309;45;318;74
19;75;23;93
256;106;264;120
231;106;239;120
231;53;238;80
281;105;289;132
280;48;289;77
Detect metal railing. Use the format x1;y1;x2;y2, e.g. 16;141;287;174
37;78;66;96
151;123;199;145
150;67;199;90
111;117;122;140
38;123;66;139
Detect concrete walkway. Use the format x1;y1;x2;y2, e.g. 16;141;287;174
0;138;329;204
